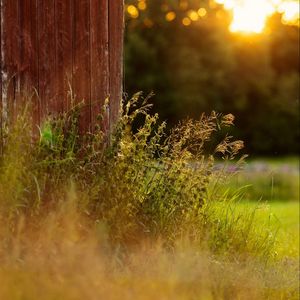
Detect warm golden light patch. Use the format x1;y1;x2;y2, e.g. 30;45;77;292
188;10;199;21
166;11;176;22
198;8;207;17
216;0;299;33
229;0;275;33
215;0;235;9
137;1;147;11
127;5;139;19
278;1;299;24
182;17;192;26
126;0;299;30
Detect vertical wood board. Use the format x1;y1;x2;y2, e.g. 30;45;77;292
0;0;124;134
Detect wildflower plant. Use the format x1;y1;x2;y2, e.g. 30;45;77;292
0;93;275;255
0;94;298;300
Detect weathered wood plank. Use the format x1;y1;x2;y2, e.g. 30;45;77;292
56;0;73;113
1;0;22;122
109;0;124;129
73;0;91;131
0;0;123;134
0;0;2;153
38;0;57;120
19;0;39;126
19;0;38;95
90;0;109;131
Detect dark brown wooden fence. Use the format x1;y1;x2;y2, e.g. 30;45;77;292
0;0;124;132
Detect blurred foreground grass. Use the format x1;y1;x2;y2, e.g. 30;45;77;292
0;100;298;299
0;199;299;300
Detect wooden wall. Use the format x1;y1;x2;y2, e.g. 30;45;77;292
0;0;124;132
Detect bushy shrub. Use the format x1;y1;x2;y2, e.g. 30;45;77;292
1;94;246;245
0;94;298;299
0;94;279;261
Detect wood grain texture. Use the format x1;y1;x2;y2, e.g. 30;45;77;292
109;0;124;129
38;0;57;118
73;0;91;132
56;0;73;113
90;0;109;132
1;0;21;122
0;0;2;153
19;0;39;126
0;0;123;133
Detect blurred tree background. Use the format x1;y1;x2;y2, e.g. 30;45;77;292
124;0;299;156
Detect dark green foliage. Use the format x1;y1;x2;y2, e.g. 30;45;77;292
124;2;300;155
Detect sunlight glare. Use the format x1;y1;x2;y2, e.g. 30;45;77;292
229;0;275;33
216;0;299;33
278;1;300;24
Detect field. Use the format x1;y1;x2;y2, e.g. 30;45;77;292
0;107;299;300
0;199;298;300
0;1;299;298
237;201;299;257
233;158;299;257
218;157;299;202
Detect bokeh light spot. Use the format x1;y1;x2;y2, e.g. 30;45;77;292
127;5;139;19
166;11;176;22
182;17;192;26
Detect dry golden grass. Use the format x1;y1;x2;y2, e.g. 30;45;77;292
0;99;298;299
0;200;298;300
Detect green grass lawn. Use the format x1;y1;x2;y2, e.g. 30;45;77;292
237;201;299;257
222;156;299;202
225;158;299;257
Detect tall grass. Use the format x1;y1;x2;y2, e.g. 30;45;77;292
222;159;299;202
0;94;298;299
